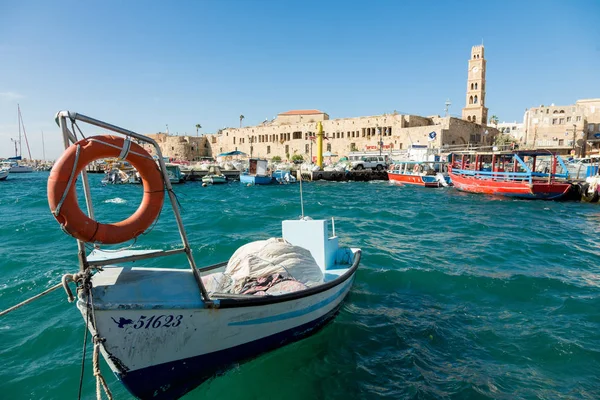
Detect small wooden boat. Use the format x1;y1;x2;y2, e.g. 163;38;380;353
449;150;572;200
201;165;227;184
240;158;274;185
387;161;450;187
48;111;361;400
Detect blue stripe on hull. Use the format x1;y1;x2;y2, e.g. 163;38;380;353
118;302;345;400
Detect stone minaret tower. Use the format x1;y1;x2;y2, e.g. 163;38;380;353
462;45;488;126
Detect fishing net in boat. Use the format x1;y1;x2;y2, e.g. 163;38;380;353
225;238;323;294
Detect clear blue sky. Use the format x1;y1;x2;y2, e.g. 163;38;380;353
1;0;598;160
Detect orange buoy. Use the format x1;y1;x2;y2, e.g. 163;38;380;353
48;135;164;244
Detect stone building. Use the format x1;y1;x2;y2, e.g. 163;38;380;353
522;98;600;156
494;121;525;143
462;45;488;125
206;111;496;162
140;133;212;161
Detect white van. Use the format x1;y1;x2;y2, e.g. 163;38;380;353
348;153;389;171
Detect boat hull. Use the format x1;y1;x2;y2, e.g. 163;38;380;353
0;170;8;180
9;165;33;173
450;172;571;199
202;175;227;184
79;268;355;400
240;174;273;185
388;172;444;187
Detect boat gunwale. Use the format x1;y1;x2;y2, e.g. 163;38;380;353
208;249;361;309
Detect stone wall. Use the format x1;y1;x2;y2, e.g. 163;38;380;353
141;133;211;161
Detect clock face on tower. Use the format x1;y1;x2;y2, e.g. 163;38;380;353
472;66;479;73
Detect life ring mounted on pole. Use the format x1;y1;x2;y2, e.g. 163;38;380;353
48;135;165;244
413;164;420;173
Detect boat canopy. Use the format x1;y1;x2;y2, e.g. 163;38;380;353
218;150;247;157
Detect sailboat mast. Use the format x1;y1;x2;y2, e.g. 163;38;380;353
42;130;46;161
18;104;22;158
17;104;33;160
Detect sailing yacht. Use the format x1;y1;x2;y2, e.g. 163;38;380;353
7;105;34;173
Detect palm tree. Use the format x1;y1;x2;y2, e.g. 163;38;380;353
489;115;499;129
195;124;201;137
239;114;245;128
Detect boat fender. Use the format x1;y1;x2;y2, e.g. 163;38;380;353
317;173;323;180
48;135;164;244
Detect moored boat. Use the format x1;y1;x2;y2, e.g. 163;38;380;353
201;165;227;184
387;161;450;187
47;111;361;400
449;150;572;200
240;158;274;185
0;166;9;181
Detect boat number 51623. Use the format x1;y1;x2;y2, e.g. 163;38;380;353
111;315;183;329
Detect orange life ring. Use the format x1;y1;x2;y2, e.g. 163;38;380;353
48;135;164;244
413;164;420;173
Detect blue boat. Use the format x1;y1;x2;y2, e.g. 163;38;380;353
240;158;274;185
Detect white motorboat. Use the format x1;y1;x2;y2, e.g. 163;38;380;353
48;111;361;400
0;167;8;181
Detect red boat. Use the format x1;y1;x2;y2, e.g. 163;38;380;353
388;161;450;188
448;151;572;200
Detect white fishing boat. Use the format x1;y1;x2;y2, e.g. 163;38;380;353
0;166;9;181
47;111;361;400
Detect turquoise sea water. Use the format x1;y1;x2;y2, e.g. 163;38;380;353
1;172;599;399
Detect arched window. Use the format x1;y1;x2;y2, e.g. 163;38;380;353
474;95;478;104
469;96;474;104
473;116;477;123
471;83;474;90
474;83;478;90
467;116;472;122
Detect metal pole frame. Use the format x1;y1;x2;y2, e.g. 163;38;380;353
54;111;211;304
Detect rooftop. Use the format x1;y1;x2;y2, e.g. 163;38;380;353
278;109;325;116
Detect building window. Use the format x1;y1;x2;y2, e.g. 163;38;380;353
474;83;478;90
285;145;289;155
399;143;403;149
559;118;564;124
589;124;596;132
469;96;474;105
576;116;582;122
267;146;271;154
471;83;474;90
559;139;564;146
171;146;174;150
293;131;302;139
233;137;236;144
326;143;331;152
552;119;557;125
474;95;478;104
473;116;476;123
305;144;309;153
467;116;471;122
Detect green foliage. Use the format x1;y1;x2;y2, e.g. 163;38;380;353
489;115;499;127
291;154;304;162
271;155;282;162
